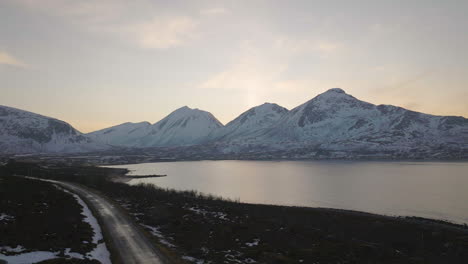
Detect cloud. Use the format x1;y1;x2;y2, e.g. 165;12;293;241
200;58;285;91
12;0;198;49
273;37;343;57
0;51;28;68
199;49;288;106
200;7;228;15
316;41;341;53
198;34;345;107
12;0;126;24
123;16;198;49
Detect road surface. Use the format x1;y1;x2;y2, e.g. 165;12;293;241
41;178;169;264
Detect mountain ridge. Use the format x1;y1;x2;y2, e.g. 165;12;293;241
86;88;468;153
2;88;467;157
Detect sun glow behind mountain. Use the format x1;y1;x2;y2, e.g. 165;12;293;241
0;0;467;132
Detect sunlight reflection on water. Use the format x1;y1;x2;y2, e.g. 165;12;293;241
107;160;468;224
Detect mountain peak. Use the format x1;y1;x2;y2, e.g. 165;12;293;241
171;106;216;118
312;88;354;102
242;103;288;115
222;102;288;134
257;102;281;109
175;106;191;111
141;106;222;147
324;88;346;94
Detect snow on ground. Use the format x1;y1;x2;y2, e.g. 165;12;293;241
182;255;205;264
245;239;260;247
1;182;112;264
223;249;245;263
140;224;176;248
90;243;112;263
140;222;210;264
0;213;14;222
64;248;84;259
0;246;25;253
0;251;59;264
0;246;92;264
186;206;229;221
54;185;112;264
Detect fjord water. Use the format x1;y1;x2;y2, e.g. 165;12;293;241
108;161;468;224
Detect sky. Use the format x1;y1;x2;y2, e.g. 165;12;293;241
1;0;467;133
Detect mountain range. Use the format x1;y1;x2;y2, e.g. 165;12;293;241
1;88;467;159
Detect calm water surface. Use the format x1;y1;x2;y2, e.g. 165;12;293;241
107;161;468;224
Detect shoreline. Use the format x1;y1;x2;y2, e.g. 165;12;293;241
110;172;468;227
110;174;167;183
3;161;468;263
106;161;468;226
3;153;468;168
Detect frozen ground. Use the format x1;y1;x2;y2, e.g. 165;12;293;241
57;185;112;264
0;181;111;264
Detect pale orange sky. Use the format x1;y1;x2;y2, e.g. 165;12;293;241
1;0;467;132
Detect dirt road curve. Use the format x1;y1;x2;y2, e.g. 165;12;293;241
52;180;169;264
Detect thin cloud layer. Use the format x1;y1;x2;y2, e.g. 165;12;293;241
11;0;198;49
1;0;467;132
125;16;198;49
0;51;27;68
200;7;228;15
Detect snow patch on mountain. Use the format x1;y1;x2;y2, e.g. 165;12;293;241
213;103;288;141
87;121;151;147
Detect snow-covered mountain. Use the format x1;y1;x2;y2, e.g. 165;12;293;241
85;88;468;158
137;106;223;147
87;106;223;147
87;121;151;147
232;88;468;153
0;105;107;154
10;87;460;158
213;103;288;141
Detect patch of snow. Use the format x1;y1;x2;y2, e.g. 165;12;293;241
245;239;260;247
140;224;176;248
88;243;112;263
182;255;205;264
0;246;25;253
223;250;244;263
0;247;105;263
0;247;101;264
64;248;84;259
0;251;59;264
0;213;14;222
187;207;229;221
55;185;112;264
